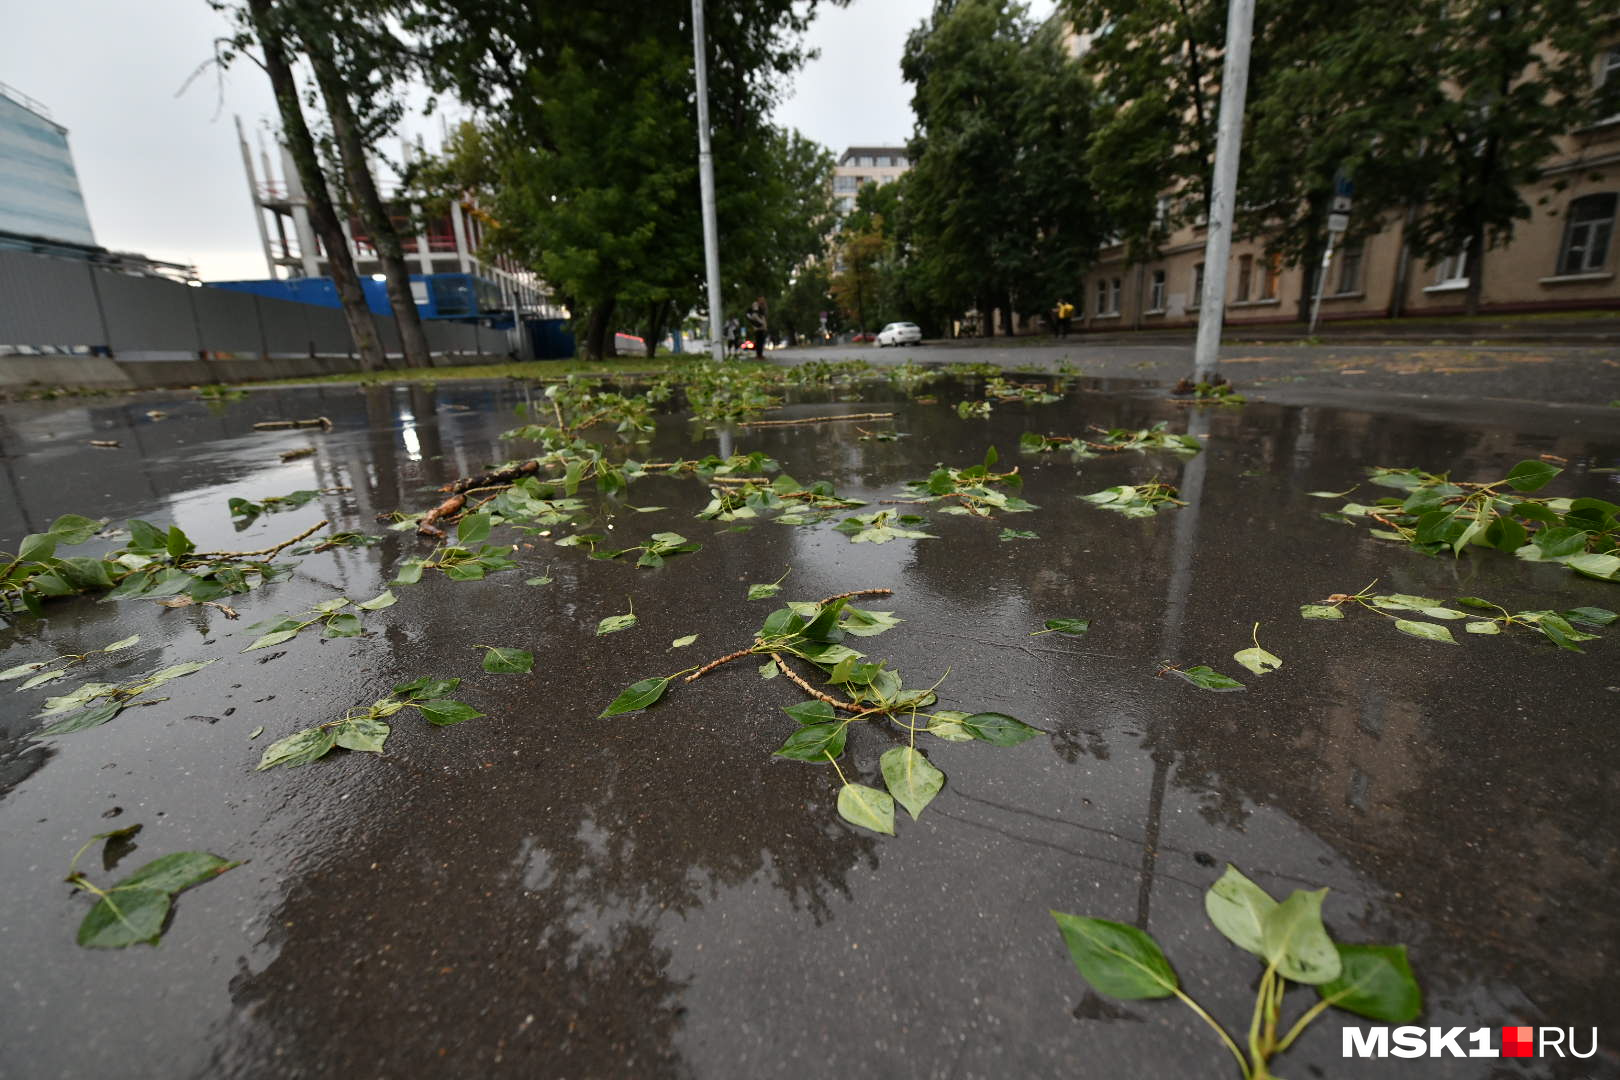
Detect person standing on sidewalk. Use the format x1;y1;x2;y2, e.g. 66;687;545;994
1055;298;1074;339
746;296;768;359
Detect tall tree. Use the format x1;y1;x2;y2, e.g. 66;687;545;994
241;0;389;370
296;6;434;368
902;0;1102;333
1067;0;1225;262
404;0;841;359
1386;0;1618;315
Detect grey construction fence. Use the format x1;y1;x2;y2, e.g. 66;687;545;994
0;249;510;389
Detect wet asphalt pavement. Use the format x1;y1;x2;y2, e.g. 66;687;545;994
2;366;1620;1080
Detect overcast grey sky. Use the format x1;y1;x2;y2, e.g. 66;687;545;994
1;0;1051;281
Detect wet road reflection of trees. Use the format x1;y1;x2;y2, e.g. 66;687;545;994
220;707;879;1078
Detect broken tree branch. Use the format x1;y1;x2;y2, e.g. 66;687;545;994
736;411;895;428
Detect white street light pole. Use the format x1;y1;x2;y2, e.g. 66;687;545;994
1192;0;1256;383
691;0;726;362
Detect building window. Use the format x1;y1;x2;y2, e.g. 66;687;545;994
1557;193;1616;275
1095;279;1108;314
1600;46;1620;87
1190;262;1205;307
1235;255;1253;301
1109;278;1122;314
1435;248;1469;285
1260;253;1281;300
833;176;858;193
1148;269;1166;311
896;156;908;167
1335;244;1365;294
1154;196;1170;232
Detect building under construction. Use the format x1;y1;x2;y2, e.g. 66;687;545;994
225;118;564;343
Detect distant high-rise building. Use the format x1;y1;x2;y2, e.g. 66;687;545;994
833;146;910;216
0;82;96;248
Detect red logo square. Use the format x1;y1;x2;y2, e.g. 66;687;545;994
1502;1026;1534;1058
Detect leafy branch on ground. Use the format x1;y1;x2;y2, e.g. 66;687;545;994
1021;421;1202;458
1053;865;1420;1080
256;676;484;770
599;590;1041;835
1080;480;1186;517
1302;581;1615;651
32;659;216;738
1;633;140;691
1322;460;1618;582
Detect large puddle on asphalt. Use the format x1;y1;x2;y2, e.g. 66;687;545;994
2;372;1618;1079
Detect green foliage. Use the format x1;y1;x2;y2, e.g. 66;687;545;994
1022;422;1202;459
242;597;372;652
1;633;140;691
65;830;238;948
599;591;1039;835
834;511;935;544
902;2;1103;329
227;488;326;525
410;0;838;357
1331;461;1617;581
1032;618;1090;637
257;676;482;770
898;447;1036;518
477;645;534;674
1054;864;1421;1078
1163;664;1246;692
1232;624;1282;676
1304;582;1614;653
1080;481;1186;517
33;660;215;738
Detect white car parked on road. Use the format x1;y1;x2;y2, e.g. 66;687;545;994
875;322;923;347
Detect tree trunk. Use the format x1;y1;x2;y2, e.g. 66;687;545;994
1000;294;1014;337
247;0;388;371
642;299;671;359
307;43;432;369
1463;222;1485;317
584;299;617;361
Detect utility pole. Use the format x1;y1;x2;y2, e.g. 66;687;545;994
1191;0;1256;383
691;0;725;362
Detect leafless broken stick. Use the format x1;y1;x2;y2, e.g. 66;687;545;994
736;411;895;428
279;447;316;462
253;416;332;431
194;519;328;561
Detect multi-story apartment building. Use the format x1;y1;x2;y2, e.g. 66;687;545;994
1075;45;1620;332
832;146;911;216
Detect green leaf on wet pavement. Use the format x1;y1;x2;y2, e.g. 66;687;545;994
332;716;391;753
415;699;484;726
880;747;945;820
257;726;338;770
1504;459;1561;493
1233;647;1282;676
1204;865;1277;957
1262;888;1342;985
597;611;638;635
1169;665;1246;691
1299;604;1344;620
670;634;698;648
775;722;848;762
600;677;672;717
479;646;535;674
954;711;1041;746
1316;944;1422;1023
1393;619;1457;645
1051;914;1179;999
836;783;895;835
